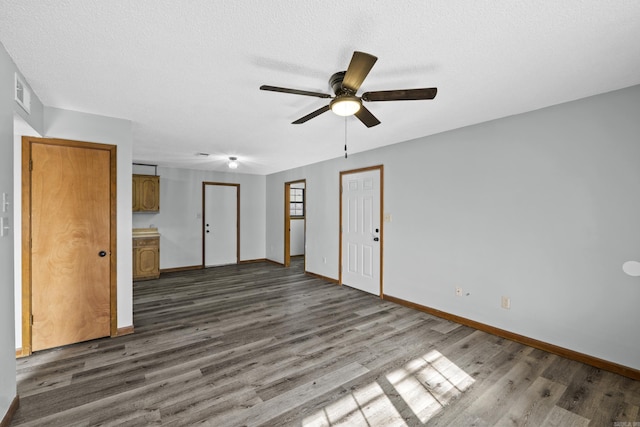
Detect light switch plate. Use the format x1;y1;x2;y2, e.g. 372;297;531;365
2;193;9;213
0;217;9;237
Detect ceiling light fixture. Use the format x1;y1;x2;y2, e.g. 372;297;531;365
330;95;361;116
228;156;238;169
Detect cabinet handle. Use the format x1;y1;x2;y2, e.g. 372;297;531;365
99;250;107;257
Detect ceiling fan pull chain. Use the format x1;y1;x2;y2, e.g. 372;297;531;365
344;117;348;158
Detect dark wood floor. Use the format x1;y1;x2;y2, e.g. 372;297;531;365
11;259;640;426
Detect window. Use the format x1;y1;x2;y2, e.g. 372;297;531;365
290;188;304;217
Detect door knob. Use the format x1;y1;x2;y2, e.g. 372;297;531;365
206;230;210;233
373;237;379;242
98;250;107;257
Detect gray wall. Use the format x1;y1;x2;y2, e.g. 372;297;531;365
0;42;44;420
132;166;266;268
266;85;640;370
11;107;134;350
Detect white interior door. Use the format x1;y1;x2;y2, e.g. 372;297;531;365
204;184;238;267
341;169;381;295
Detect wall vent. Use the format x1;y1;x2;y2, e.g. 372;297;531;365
15;72;31;114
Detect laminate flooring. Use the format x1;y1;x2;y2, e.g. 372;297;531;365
11;259;640;426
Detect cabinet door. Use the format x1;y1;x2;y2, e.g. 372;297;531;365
132;175;140;211
133;238;159;280
136;247;158;276
132;174;160;212
140;175;159;211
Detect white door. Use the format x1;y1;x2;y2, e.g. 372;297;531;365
341;169;381;295
204;184;238;266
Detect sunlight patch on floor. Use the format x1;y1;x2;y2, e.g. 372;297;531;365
302;381;407;426
302;349;473;426
386;349;475;423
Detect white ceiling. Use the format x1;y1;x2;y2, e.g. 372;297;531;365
1;1;639;175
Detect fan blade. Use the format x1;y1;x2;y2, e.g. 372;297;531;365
260;85;332;99
292;105;331;124
362;88;438;102
342;51;378;93
354;106;381;128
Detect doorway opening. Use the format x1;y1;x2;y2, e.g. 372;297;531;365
202;182;240;267
339;166;384;296
284;180;306;268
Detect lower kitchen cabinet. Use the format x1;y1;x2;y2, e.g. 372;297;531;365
133;229;160;281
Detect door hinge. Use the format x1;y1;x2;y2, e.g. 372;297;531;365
30;314;33;325
29;159;33;171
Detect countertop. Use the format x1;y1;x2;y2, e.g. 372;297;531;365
133;227;160;238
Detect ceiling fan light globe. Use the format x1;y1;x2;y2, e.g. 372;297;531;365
330;97;361;116
228;156;239;169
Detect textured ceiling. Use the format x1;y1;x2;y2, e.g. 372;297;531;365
1;1;639;175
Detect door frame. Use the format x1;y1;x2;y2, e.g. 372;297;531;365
339;165;384;296
21;136;118;357
284;179;306;268
201;182;240;267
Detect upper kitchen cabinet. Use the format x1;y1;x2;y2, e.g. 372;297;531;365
133;174;160;212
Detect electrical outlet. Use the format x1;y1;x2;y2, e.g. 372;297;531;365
455;287;463;297
501;296;511;309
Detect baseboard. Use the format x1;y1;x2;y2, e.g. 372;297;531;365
0;395;19;427
115;325;135;337
265;259;284;266
160;265;202;273
305;271;339;284
15;348;22;358
160;260;274;271
383;294;640;381
239;258;268;264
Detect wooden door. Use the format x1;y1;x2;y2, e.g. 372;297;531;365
340;167;382;296
26;138;115;352
203;183;239;267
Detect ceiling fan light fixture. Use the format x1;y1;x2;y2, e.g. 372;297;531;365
228;156;238;169
330;95;361;116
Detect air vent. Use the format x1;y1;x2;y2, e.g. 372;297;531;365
15;73;31;114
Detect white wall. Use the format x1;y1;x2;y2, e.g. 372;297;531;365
0;41;44;421
266;85;640;371
132;166;265;268
40;107;134;331
290;219;305;256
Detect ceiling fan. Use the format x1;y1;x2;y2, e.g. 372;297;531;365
260;51;437;128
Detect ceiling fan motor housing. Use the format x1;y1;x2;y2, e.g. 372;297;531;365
330;71;348;95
